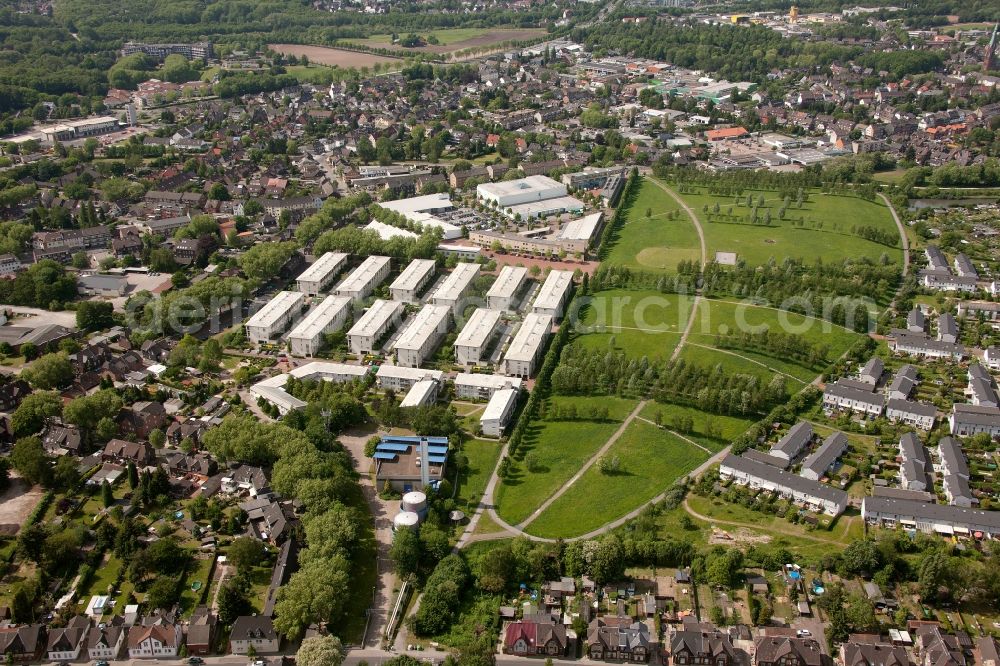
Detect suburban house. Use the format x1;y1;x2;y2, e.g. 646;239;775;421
754;637;829;666
502;614;573;657
230;616;280;655
46;616;90;661
87;624;126;660
669;627;747;666
0;625;45;662
127;622;182;659
768;421;813;467
587;617;655;663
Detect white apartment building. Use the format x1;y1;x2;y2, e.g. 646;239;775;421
287;295;352;357
296;252;348;295
532;270;574;319
431;262;481;313
335;255;392;301
455;308;503;366
400;378;440;408
376;365;444;392
347;299;404;356
454;372;523;400
244;291;305;344
502;313;553;378
481;387;519;437
393;304;451;368
486;265;528;312
390;258;437;302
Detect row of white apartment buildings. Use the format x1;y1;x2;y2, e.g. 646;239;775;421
393;304;452;368
287;295;352;357
336;255;392;301
431;262;480;313
454;308;503;366
348;299;405;357
532;269;574;319
390;258;437;303
502;313;554;379
719;453;849;516
245;291;305;344
486;265;528;312
862;495;1000;539
296;252;348;295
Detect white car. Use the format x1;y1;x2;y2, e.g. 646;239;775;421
796;629;812;637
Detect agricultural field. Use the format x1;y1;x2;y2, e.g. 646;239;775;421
676;186;903;267
525;421;710;538
268;44;402;68
570;288;696;360
603;179;702;271
350;28;547;56
494;398;638;526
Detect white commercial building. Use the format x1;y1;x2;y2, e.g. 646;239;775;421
347;299;404;356
335;255;392;301
377;193;462;240
244;291;305;344
477;175;567;208
486;265;528;312
393;304;451;368
375;365;444;392
532;270;574;319
400;378;440;408
296;252;349;295
390;258;437;302
287;295;352;357
454;372;522;400
502;313;553;378
454;308;503;366
481;387;519;437
431;262;481;313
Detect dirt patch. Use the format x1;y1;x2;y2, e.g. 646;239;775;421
764;239;776;244
268;44;402;68
0;478;45;536
708;526;772;546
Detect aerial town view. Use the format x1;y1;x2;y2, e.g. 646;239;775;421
0;0;998;665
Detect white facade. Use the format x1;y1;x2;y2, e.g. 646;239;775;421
532;270;574;319
287;295;352;357
502;313;553;378
720;454;848;516
481;387;519;437
127;626;182;659
477;175;567;208
335;255;392;301
245;291;305;344
431;262;481;313
486;265;528;312
390;258;437;302
347;299;404;356
296;252;348;295
250;362;369;414
400;378;440;408
454;372;523;400
393;304;451;368
455;308;503;366
376;365;444;392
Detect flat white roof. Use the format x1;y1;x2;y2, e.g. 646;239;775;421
290;361;369;380
394;304;451;352
432;263;481;302
454;372;523;391
297;252;349;284
348;299;404;338
245;291;304;329
400;378;439;408
390;258;437;293
287;295;352;340
504;313;553;362
486;265;528;300
378;192;453;216
507;195;585;217
364;220;418;240
482;387;519;421
376;365;444;382
557;212;603;241
336;255;392;294
478;174;564;198
533;270;574;311
455;308;503;349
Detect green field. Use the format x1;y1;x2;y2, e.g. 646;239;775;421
638;402;752;453
525;421;709;538
453;438;503;514
604;179;701;271
352;27;547;52
571;288;696;360
495;414;630;526
676;187;902;267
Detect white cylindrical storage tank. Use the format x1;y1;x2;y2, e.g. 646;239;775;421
401;491;428;515
393;511;420;532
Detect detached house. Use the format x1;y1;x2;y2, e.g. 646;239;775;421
230;616;280;655
127;623;182;659
0;625;45;662
46;616;90;661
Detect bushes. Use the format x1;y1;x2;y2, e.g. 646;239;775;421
410;554;470;636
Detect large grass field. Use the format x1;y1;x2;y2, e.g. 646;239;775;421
494;399;638;526
570;288;696;360
352;28;546;54
603;179;702;271
638;402;752;453
676;186;902;267
525;421;709;538
453;438;503;515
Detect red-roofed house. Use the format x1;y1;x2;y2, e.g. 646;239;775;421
503;617;571;657
706;127;749;141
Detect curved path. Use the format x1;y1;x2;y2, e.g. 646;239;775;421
877;192;910;278
682;497;856;545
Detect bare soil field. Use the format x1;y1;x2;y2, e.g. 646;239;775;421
268;44;402;68
0;478;44;536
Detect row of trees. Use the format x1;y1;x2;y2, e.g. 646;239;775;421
716;330;831;370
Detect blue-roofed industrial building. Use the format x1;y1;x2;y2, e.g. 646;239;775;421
374;435;449;492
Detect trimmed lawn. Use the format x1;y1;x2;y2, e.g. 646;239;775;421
571;289;696;360
178;556;214;616
453;438;503;514
495;419;625;526
525;421;709;538
638;402;752;453
676;187;903;267
604;179;701;271
547;395;640;422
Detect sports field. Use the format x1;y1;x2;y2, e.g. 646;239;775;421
603;179;702;271
677;186;903;267
525;420;709;538
570;288;696;360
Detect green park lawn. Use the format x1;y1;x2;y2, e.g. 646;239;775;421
525;421;709;538
570;288;696;360
676;187;903;267
495;416;628;526
453;438;503;514
603;178;701;271
638;402;752;453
